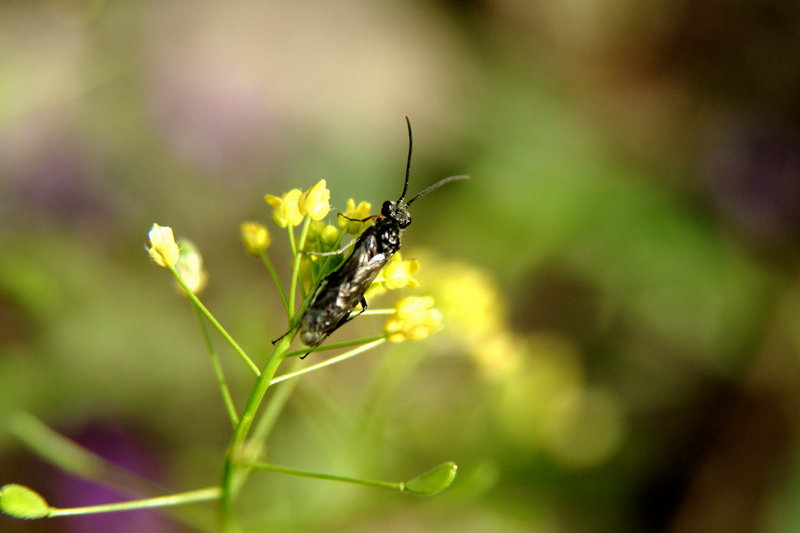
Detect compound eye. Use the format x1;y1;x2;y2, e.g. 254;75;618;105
381;201;393;217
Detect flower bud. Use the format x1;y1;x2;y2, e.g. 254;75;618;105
241;222;271;255
146;224;180;267
175;239;208;294
0;484;50;519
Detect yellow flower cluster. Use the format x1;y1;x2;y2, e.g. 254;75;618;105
148;179;447;346
422;259;522;379
418;256;625;468
384;296;443;342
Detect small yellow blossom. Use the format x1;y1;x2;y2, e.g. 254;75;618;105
175;240;208;294
264;189;303;227
146;223;180;267
306;220;340;249
241;222;271;255
384;296;443;342
319;224;339;246
338;198;372;234
380;252;420;290
298;179;331;221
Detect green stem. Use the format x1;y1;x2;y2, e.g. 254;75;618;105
245;462;402;492
193;305;239;427
260;250;290;315
169;266;260;377
286;223;297;256
219;338;290;530
48;487;221;517
288;218;311;316
249;358;303;444
272;338;386;384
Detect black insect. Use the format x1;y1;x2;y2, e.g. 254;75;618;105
280;118;467;352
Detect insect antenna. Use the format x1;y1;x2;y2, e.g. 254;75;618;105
406;175;470;205
398;116;413;202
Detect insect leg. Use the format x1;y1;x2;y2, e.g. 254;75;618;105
272;321;300;345
337;213;380;223
342;297;368;322
353;296;368;318
305;238;357;257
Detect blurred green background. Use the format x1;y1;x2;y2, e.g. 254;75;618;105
2;1;800;532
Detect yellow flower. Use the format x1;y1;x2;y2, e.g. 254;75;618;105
338;198;372;234
380;252;420;290
433;262;505;343
298;179;331;221
264;189;303;227
146;223;180;267
175;239;208;294
241;222;271;255
384;296;443;342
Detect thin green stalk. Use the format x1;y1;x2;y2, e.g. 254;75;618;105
284;334;386;358
260;250;290;314
249;357;303;443
8;412;160;495
169;266;260;377
9;412;219;530
272;338;386;384
193;305;239;427
245;462;402;492
48;487;221;517
286;224;297;256
288;218;311;316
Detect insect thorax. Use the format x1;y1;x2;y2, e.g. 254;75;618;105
375;218;402;253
